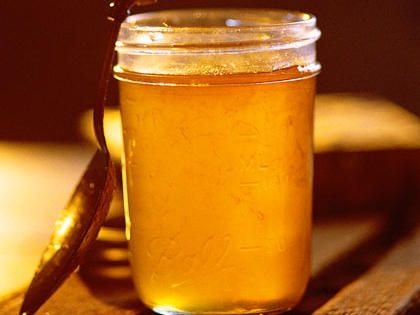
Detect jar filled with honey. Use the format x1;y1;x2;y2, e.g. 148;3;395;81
115;8;320;315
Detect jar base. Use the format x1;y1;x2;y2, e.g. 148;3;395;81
150;305;294;315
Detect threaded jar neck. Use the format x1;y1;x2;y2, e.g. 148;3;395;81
115;8;321;75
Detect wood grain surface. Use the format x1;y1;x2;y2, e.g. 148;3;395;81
314;227;420;315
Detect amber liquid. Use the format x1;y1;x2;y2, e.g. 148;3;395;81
118;67;316;314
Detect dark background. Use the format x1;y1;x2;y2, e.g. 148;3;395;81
1;0;419;142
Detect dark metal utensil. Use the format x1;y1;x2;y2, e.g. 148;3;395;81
19;1;157;314
19;151;115;315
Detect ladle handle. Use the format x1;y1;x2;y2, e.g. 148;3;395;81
95;0;157;153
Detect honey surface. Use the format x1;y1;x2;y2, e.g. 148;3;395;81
119;68;316;314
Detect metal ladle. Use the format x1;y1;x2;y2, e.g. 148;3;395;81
19;1;157;314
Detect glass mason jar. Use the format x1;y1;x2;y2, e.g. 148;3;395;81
115;8;320;315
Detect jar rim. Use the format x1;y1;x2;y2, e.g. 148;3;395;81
117;8;320;50
121;8;317;33
115;8;320;76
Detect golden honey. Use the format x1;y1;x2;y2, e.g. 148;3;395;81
115;8;320;314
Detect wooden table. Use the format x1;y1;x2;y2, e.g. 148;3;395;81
1;95;419;314
0;142;418;315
